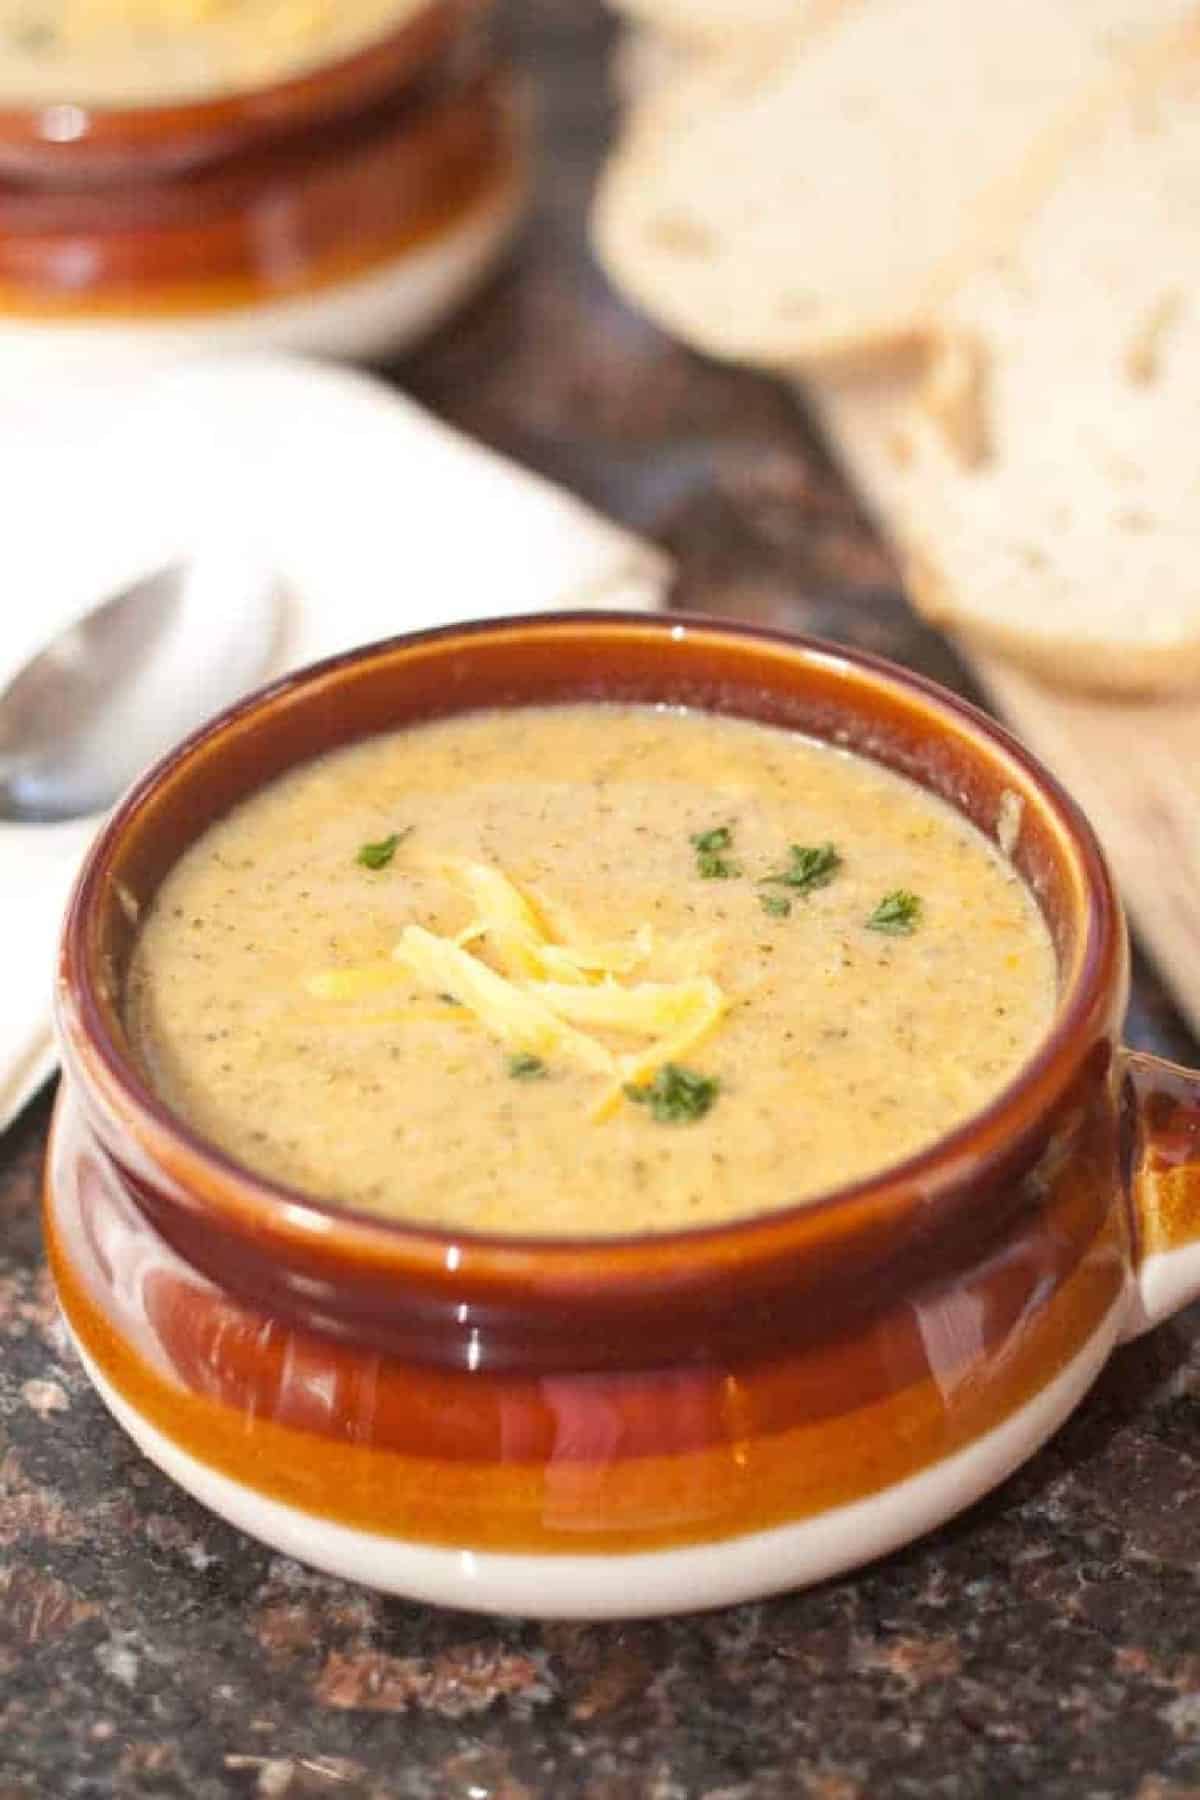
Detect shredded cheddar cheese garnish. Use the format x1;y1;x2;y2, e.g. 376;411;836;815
444;860;550;980
525;977;723;1037
592;980;727;1123
393;925;616;1077
306;859;728;1117
537;925;655;983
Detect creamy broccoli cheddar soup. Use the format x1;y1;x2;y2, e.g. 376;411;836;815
0;0;427;107
124;704;1058;1237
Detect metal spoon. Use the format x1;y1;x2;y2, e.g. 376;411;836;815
0;550;282;1129
0;550;281;823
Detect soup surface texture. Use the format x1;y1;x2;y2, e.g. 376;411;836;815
0;0;426;106
125;704;1058;1237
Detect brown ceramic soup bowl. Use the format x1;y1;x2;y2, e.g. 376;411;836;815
45;613;1200;1618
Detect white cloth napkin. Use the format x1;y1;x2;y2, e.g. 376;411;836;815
0;352;671;1130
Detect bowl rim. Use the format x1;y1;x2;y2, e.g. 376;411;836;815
0;0;471;174
58;610;1124;1286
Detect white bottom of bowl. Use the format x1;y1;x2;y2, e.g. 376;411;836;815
0;166;523;378
70;1292;1125;1618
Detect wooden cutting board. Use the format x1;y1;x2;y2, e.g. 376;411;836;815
958;654;1200;1037
804;378;1200;1038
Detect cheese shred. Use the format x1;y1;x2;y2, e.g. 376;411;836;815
308;861;727;1117
393;925;616;1076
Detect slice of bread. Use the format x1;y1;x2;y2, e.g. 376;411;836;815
593;0;1194;370
810;34;1200;696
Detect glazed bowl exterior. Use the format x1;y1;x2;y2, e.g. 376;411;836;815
0;0;523;363
45;614;1200;1618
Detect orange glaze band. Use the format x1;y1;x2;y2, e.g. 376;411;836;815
45;1151;1126;1555
0;68;518;320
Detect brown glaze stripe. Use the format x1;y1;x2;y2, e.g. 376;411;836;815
0;73;516;320
46;1189;1125;1554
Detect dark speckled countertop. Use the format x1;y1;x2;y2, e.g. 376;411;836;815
4;4;1200;1795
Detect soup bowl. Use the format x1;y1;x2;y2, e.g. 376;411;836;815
45;613;1200;1618
0;0;523;364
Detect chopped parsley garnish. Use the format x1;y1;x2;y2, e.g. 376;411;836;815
760;841;841;896
690;824;740;880
507;1053;547;1080
759;892;791;919
355;827;411;870
867;890;922;934
625;1062;719;1124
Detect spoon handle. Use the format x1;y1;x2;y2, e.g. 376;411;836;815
0;818;96;1132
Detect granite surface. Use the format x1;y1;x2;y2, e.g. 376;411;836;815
4;3;1200;1795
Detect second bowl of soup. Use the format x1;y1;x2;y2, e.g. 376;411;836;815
0;0;523;361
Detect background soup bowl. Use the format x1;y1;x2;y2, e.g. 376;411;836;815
0;0;524;363
44;613;1200;1619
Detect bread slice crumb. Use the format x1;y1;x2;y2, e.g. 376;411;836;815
917;332;992;468
1124;289;1184;384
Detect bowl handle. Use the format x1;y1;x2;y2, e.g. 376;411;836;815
1121;1048;1200;1339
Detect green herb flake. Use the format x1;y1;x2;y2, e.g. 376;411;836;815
760;841;841;896
624;1062;719;1124
507;1053;548;1080
690;824;740;880
355;827;411;870
867;889;922;935
759;892;791;919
